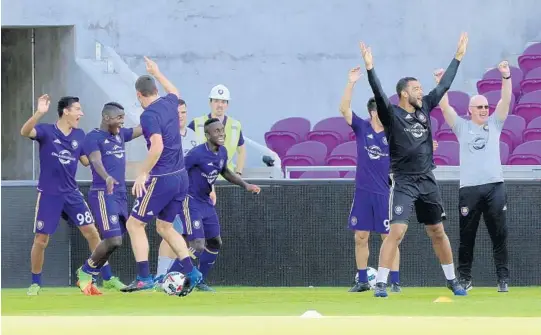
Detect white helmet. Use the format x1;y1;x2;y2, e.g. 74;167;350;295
209;84;230;101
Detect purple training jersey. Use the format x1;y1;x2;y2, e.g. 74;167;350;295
83;128;134;191
140;93;184;176
31;123;86;194
185;143;228;204
350;112;390;195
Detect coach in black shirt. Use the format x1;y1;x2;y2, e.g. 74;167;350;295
359;33;469;298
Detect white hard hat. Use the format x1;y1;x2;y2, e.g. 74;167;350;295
209;84;230;101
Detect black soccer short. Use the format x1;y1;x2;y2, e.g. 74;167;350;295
388;171;446;225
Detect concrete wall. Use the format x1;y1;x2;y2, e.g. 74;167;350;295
3;0;541;171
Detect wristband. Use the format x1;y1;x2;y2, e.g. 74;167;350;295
503;75;511;80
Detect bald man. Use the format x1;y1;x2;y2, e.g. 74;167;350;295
436;60;512;293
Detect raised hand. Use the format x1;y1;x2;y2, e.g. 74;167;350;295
455;32;469;61
498;60;511;77
36;94;50;114
144;56;160;76
433;68;445;84
359;42;373;70
348;66;363;84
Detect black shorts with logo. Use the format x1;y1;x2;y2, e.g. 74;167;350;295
388;171;446;225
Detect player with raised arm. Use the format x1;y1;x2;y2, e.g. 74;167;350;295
120;57;202;296
359;33;469;298
20;95;101;296
75;102;143;295
436;61;512;292
339;67;401;293
154;99;199;286
172;118;260;292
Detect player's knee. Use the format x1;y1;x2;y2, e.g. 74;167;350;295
190;239;206;254
33;233;49;249
155;220;173;237
388;224;407;242
426;224;446;240
354;231;369;247
106;236;123;250
206;236;222;250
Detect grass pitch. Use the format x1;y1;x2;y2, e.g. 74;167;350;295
2;287;541;334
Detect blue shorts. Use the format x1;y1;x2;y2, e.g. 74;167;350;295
34;189;94;235
180;196;220;241
130;170;188;224
88;190;128;239
348;189;390;234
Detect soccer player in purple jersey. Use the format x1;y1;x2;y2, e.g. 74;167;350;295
120;57;202;296
174;118;260;291
339;67;401;293
75;102;143;295
20;94;102;296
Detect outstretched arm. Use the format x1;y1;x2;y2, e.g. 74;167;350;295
493;61;513;122
221;167;260;194
339;67;363;125
20;94;50;139
434;69;459;128
425;33;468;111
144;56;180;98
360;42;393;127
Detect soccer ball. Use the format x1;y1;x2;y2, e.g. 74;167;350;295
161;272;186;296
354;267;378;289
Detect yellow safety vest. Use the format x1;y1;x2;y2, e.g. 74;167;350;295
193;115;242;173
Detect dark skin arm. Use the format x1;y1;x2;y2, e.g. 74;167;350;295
221;167;261;193
131;125;143;139
89;150;118;194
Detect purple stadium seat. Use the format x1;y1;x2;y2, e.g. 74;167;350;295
389;94;399;105
265;117;311;158
299;171;341;179
307;117;351;152
435;123;457;142
508;140;541;165
325;141;357;166
477;66;523;97
433;141;459;166
514;90;541;124
343;170;356;178
522;116;541;142
282;141;328;178
520;67;541;94
484;90;516;116
500;141;510;165
431;116;439;134
518;42;541;76
501;114;527;150
447;91;470;112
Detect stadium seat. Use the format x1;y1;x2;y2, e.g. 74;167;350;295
507;140;541;165
433;141;459;166
389;94;399;105
435;122;457;142
522;116;541;142
519;67;541;94
264;117;311;158
282;141;328;178
307;117;351;153
299;170;341;179
430;92;469;126
518;42;541;76
501;114;527;150
514;90;541;124
349;131;355;141
500;141;510;165
477;66;523;97
430;116;439;134
325;141;357;166
484;90;516;116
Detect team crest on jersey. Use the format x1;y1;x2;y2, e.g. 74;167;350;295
115;135;121;142
382;137;388;145
417;113;427;123
71;140;79;149
36;220;44;230
483;124;489;131
394;205;403;215
461;207;469;216
110;215;118;224
351;216;357;226
219;159;224;169
193;220;201;229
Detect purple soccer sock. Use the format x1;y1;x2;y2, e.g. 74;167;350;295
100;263;113;280
357;268;368;283
32;272;42;286
136;261;150;278
199;248;219;280
390;271;400;284
168;257;194;275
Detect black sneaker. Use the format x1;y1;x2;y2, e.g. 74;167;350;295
459;278;473;291
348;282;371;292
497;280;509;293
446;278;467;296
390;282;402;293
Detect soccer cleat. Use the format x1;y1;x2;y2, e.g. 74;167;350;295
120;276;154;293
459;278;473;291
196;281;216;292
374;282;388;298
178;268;203;297
497;280;509;293
390;282;402;293
27;283;41;296
447;278;467;296
103;277;126;291
348;282;371;292
153;275;165;292
77;267;102;296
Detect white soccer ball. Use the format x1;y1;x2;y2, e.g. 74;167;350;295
354;267;378;289
161;271;186;296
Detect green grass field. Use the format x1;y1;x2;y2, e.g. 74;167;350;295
2;287;541;334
